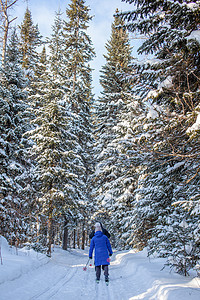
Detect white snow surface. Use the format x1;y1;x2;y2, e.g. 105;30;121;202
0;236;200;300
187;30;200;44
158;76;173;89
147;108;159;119
187;113;200;133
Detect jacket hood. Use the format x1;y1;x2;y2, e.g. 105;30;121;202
95;231;103;238
95;222;102;232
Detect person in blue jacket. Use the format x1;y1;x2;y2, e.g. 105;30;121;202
89;222;113;283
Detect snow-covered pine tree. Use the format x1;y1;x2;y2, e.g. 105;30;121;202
129;92;200;270
47;10;65;80
125;102;173;250
25;62;87;255
109;96;149;249
92;11;140;248
22;15;56;247
25;2;96;253
47;9;84;250
120;0;200;162
35;46;47;79
62;0;95;242
120;0;200;271
148;197;200;276
0;28;34;246
19;6;43;129
19;7;42;77
23;46;49;252
121;0;200;100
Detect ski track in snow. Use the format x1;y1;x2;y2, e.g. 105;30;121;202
0;247;200;300
30;267;78;299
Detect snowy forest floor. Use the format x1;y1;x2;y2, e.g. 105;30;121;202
0;237;200;300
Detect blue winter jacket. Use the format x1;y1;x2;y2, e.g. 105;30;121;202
89;231;113;266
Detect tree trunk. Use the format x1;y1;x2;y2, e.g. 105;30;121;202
0;0;18;66
36;216;39;242
73;229;76;249
62;219;68;250
2;15;8;66
47;216;53;257
81;228;85;250
77;229;80;249
85;224;89;246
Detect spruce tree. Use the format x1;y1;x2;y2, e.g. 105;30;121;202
121;1;200;103
93;11;137;248
0;29;33;245
48;10;65;80
19;7;42;76
120;0;200;271
62;0;95;236
25;2;96;252
26;64;86;255
120;0;200;159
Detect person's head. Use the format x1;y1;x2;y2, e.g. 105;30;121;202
95;220;103;227
95;222;102;232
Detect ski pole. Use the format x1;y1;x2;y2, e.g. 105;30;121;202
83;258;90;271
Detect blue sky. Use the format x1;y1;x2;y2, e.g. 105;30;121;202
13;0;143;97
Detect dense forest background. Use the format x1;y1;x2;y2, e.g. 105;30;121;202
0;0;200;276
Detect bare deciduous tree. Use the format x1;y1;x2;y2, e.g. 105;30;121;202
0;0;18;65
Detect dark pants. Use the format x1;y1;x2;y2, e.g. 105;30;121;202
95;265;109;280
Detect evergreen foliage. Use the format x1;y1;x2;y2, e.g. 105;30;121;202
23;2;96;254
149;206;200;276
62;0;95;230
0;29;33;245
120;0;200;274
26;69;84;254
48;10;65;80
0;0;199;277
93;11;137;248
19;7;42;76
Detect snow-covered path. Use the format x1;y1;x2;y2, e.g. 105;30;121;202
0;243;200;300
